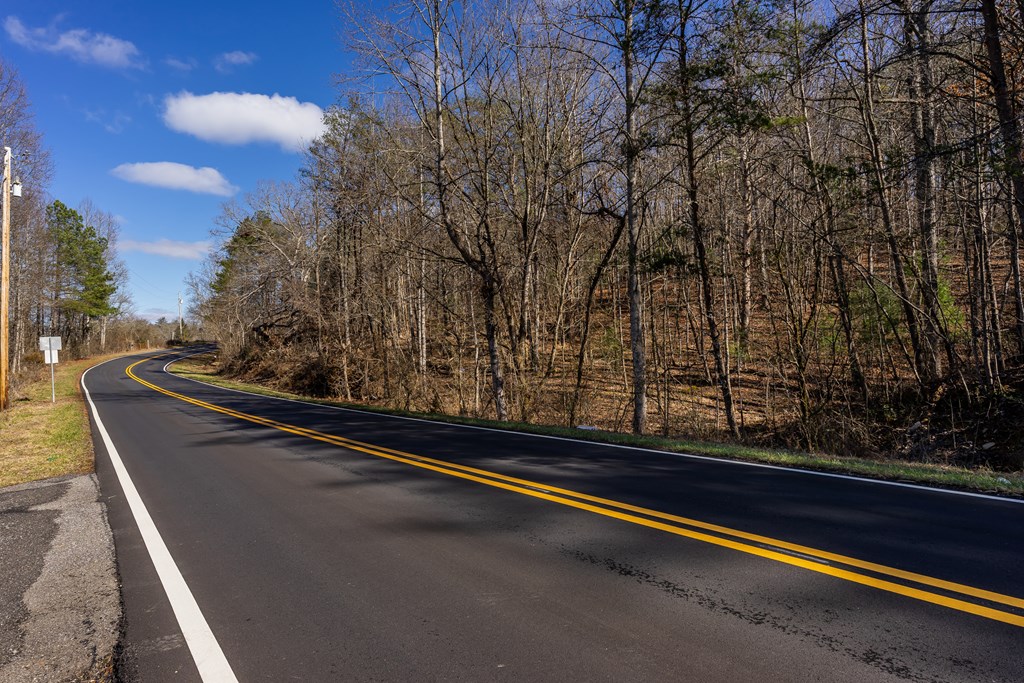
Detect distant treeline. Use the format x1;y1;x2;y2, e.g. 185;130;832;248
1;60;183;395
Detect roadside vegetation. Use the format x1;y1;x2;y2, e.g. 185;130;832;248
1;59;179;487
186;0;1024;481
0;355;126;488
1;58;185;416
171;353;1024;498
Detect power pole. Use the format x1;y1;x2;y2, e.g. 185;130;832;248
178;292;184;342
1;147;11;411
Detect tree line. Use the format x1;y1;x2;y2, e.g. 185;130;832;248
193;0;1024;466
1;59;170;398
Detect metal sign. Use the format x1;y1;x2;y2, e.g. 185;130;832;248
38;336;61;403
39;336;62;352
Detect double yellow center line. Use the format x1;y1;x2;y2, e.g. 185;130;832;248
127;356;1024;628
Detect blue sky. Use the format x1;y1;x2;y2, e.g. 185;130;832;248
2;1;353;320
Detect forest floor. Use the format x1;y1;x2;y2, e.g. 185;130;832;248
0;352;131;488
170;352;1024;499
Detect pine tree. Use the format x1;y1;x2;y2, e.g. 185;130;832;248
46;200;117;349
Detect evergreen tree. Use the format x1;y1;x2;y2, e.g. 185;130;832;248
46;200;117;348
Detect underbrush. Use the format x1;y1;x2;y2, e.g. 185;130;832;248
171;346;1024;497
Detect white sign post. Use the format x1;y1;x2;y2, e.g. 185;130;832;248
39;336;61;403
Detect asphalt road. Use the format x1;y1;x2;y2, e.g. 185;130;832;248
84;349;1024;682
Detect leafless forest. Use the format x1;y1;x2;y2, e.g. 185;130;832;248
198;0;1019;468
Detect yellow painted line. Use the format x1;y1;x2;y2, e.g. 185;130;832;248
126;356;1024;627
372;453;1024;611
140;360;1024;612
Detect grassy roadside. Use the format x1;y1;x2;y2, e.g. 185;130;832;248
0;352;135;488
170;353;1024;498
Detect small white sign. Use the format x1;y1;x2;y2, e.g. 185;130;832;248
38;336;62;351
38;336;61;402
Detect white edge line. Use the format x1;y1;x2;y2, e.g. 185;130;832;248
82;355;239;683
161;349;1023;506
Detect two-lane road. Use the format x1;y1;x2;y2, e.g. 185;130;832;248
84;349;1024;681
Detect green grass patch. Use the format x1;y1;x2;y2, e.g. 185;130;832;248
170;354;1024;499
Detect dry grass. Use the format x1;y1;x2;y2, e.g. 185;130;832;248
0;353;132;488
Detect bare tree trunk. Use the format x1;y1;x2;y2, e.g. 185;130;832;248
482;279;508;421
417;258;427;375
738;141;754;342
570;217;625;426
980;0;1024;353
904;0;947;380
796;1;868;405
623;5;648;435
678;0;740;438
857;1;927;386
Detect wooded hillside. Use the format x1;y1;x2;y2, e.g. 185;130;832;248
190;0;1024;468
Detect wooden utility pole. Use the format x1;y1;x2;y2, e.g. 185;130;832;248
1;147;11;410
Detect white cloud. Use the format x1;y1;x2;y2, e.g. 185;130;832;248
111;162;237;196
4;16;143;69
120;239;213;260
214;50;257;73
164;56;197;72
163;91;326;152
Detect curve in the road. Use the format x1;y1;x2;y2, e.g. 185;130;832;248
126;354;1024;628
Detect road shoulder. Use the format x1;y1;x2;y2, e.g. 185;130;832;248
0;474;120;682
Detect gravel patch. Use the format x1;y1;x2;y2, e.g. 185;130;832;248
0;475;120;682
